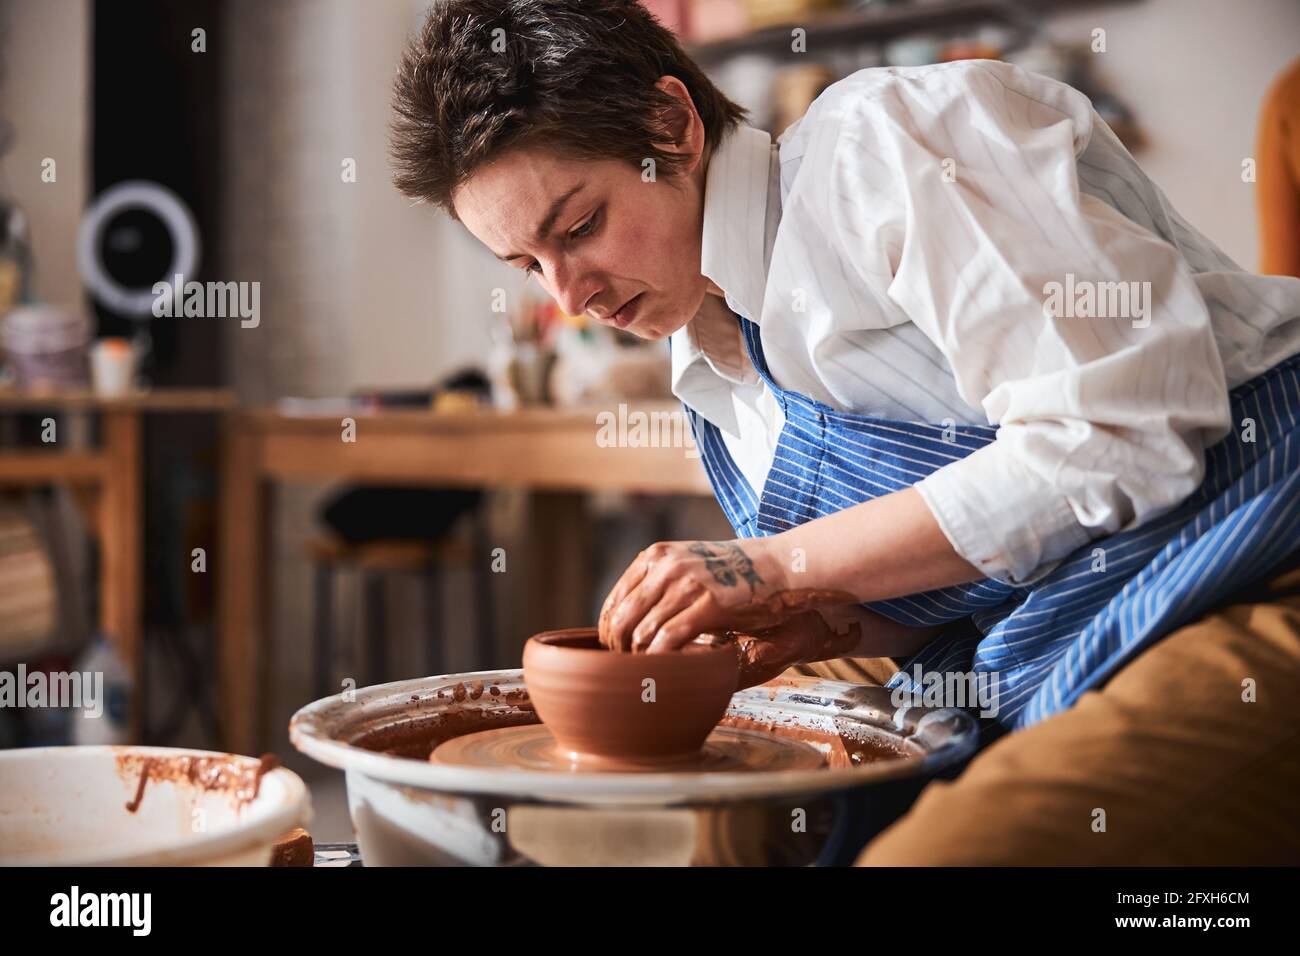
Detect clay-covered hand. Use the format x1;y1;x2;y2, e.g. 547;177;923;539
597;537;857;653
713;609;863;690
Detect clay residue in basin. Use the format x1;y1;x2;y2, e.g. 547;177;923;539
432;682;517;704
352;708;540;761
349;680;917;772
116;752;280;814
354;707;915;773
718;716;916;769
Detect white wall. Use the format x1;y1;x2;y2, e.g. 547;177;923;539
220;0;520;404
342;0;516;390
1049;0;1300;270
0;0;89;307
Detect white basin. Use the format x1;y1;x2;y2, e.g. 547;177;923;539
0;746;312;866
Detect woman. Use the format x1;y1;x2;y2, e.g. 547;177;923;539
390;0;1300;863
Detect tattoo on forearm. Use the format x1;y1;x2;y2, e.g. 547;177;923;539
688;541;764;593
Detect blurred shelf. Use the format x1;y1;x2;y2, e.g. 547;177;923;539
261;399;686;430
687;0;1137;65
0;451;106;485
0;387;235;412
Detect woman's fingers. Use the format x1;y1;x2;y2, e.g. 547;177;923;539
628;574;696;649
601;538;827;654
600;547;678;652
644;590;720;653
630;577;709;651
598;547;658;650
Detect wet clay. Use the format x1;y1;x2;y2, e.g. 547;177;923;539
524;628;738;765
118;752;281;813
345;639;916;773
269;827;314;867
704;588;865;637
714;608;864;689
720;716;915;769
416;713;913;772
431;722;829;773
351;707;909;775
352;707;535;760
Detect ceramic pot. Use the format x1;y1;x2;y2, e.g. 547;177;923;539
523;627;740;766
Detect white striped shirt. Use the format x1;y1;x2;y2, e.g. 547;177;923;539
671;60;1300;586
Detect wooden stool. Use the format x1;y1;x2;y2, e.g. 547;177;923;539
308;519;495;699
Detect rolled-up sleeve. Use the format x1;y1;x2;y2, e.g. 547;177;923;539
829;62;1232;585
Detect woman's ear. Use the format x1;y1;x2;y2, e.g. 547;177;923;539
652;75;707;174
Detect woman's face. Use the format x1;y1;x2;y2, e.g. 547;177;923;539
452;78;715;341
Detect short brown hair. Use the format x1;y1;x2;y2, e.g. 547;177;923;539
390;0;747;217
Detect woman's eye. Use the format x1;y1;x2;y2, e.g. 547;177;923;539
521;210;599;278
570;210;599;239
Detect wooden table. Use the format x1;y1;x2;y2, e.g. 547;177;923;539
0;388;235;737
218;402;713;756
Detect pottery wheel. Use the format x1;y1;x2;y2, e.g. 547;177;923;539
429;723;830;773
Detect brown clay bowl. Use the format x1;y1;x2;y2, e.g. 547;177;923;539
522;627;740;767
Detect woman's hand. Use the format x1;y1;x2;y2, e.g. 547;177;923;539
597;537;858;653
722;606;946;689
719;610;861;688
596;488;983;656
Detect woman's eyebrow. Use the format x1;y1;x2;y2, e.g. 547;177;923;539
496;182;587;261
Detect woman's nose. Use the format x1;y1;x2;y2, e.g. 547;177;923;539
553;289;589;318
550;270;600;319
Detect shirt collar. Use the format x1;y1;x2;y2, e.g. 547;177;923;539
700;122;774;323
670;123;775;436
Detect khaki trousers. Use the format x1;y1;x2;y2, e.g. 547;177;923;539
788;557;1300;864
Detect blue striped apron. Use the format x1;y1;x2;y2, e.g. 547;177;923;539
684;315;1300;731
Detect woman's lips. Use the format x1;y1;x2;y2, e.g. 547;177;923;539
611;293;644;329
